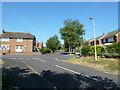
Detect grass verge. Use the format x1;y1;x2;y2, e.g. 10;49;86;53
65;57;119;74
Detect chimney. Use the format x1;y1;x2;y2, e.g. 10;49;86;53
2;30;5;33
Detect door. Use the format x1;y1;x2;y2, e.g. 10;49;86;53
16;45;22;52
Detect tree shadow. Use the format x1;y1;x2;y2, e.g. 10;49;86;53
2;67;120;89
2;67;53;89
41;70;119;89
60;52;69;55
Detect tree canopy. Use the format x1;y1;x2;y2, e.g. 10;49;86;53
59;19;85;53
46;35;61;52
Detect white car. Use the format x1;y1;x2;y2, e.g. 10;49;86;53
75;52;80;55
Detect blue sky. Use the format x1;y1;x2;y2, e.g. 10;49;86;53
2;2;118;46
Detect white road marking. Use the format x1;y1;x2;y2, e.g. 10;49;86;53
55;57;61;61
21;61;56;89
11;58;16;59
32;58;47;62
56;65;80;74
32;58;38;59
40;59;47;62
55;65;98;81
24;62;39;74
19;58;23;59
26;58;30;59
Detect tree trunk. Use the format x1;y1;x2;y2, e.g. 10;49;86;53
69;45;71;54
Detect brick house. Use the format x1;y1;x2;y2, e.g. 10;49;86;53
0;30;36;54
101;29;120;45
36;41;43;49
88;29;120;45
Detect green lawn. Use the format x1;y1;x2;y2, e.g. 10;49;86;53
65;57;120;73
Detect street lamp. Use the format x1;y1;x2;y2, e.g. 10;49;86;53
89;17;97;60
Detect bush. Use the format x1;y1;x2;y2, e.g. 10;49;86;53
89;45;104;56
40;47;51;54
88;42;120;58
81;45;90;56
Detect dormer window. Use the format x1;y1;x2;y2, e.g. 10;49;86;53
17;38;23;42
2;38;9;41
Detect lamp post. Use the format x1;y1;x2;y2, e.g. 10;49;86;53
89;17;97;60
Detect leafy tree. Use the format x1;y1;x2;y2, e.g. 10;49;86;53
59;19;85;53
46;35;61;52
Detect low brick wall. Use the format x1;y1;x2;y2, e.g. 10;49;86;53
9;52;42;55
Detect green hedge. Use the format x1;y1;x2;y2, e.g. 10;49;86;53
81;42;120;58
40;47;51;54
89;45;104;56
81;45;90;56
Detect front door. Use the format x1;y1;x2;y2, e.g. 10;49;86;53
16;45;22;52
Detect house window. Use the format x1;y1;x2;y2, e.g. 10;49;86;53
17;38;23;42
103;39;106;43
108;37;113;42
2;38;9;41
1;45;10;50
24;46;26;49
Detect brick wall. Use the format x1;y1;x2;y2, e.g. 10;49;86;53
117;33;120;42
0;38;34;54
36;41;43;49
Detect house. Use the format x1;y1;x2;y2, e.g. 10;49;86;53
101;29;120;45
0;30;36;54
88;29;120;45
36;41;43;49
88;34;107;45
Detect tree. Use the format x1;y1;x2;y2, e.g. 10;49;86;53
46;35;61;52
59;19;85;53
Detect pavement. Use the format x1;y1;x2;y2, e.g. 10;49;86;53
2;50;120;89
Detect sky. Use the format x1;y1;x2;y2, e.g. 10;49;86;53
2;2;118;46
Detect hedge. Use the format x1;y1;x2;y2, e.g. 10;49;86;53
40;47;51;54
81;42;120;58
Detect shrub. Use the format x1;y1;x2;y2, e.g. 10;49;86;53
89;42;120;58
89;45;104;56
40;47;51;54
81;45;90;56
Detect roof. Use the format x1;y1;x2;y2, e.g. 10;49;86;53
0;32;35;39
95;34;107;40
88;29;120;42
88;34;106;42
102;29;120;39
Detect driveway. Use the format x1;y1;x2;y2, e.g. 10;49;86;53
2;51;119;89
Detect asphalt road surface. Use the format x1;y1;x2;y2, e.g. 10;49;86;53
2;51;119;89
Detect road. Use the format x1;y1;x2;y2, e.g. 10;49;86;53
2;51;119;89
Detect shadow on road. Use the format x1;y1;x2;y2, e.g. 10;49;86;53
3;67;119;89
60;52;70;55
2;67;53;89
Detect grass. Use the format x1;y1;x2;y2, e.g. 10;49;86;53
65;57;119;73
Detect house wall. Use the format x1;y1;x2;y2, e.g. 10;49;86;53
117;33;120;42
0;38;34;54
36;41;43;49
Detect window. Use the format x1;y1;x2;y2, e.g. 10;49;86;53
103;39;106;43
24;46;26;49
108;37;113;42
2;38;9;41
16;45;22;49
1;45;10;50
17;38;23;42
